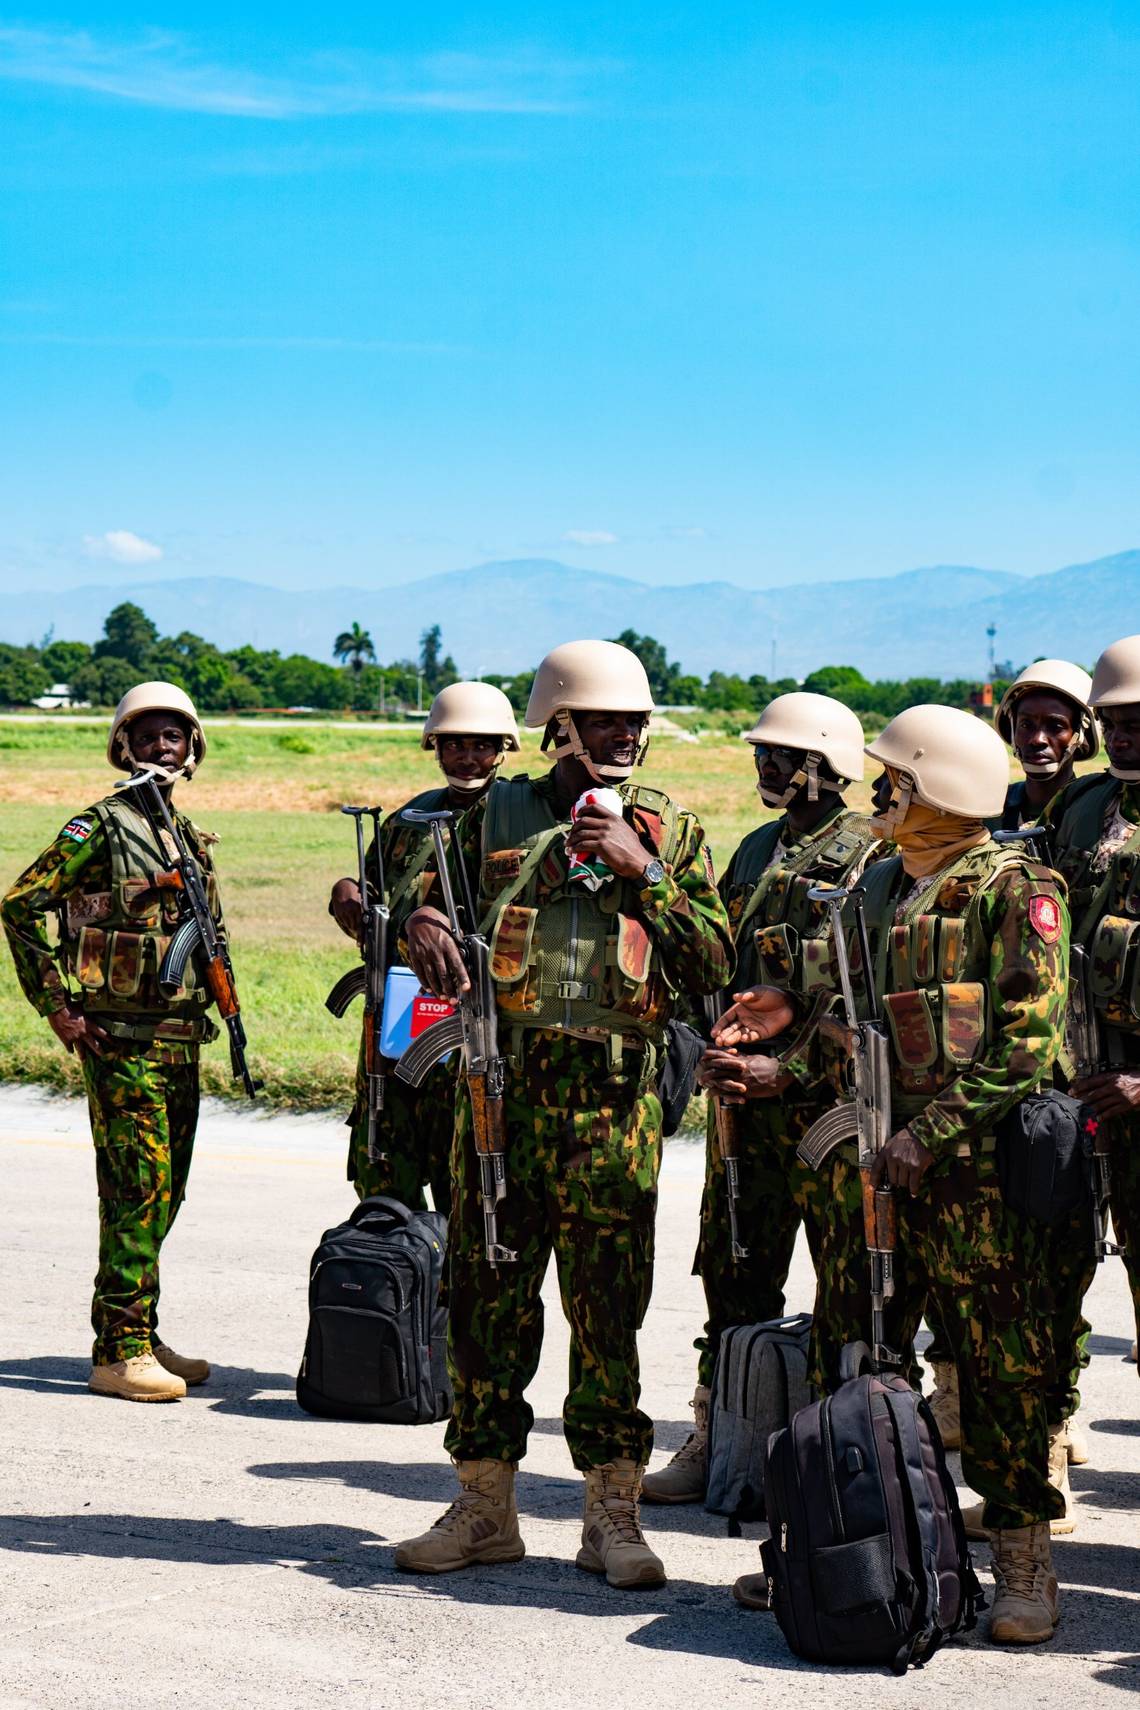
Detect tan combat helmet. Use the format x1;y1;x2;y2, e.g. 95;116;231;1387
107;681;206;779
526;639;654;783
995;660;1099;775
745;692;865;808
867;703;1008;827
1090;635;1140;780
421;681;521;793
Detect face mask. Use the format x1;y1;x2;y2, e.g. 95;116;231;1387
889;798;990;879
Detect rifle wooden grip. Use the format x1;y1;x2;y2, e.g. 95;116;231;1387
715;1099;741;1161
152;869;185;891
861;1171;897;1252
205;956;239;1020
468;1075;506;1157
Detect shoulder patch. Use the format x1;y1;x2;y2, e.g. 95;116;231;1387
1028;893;1063;943
61;817;93;844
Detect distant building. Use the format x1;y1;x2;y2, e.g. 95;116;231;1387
32;683;90;710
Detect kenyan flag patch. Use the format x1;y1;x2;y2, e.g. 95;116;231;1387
61;817;93;844
1028;893;1062;944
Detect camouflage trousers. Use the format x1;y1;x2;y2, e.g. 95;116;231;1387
693;1096;828;1389
346;1035;454;1214
82;1048;198;1364
1109;1111;1140;1364
926;1196;1096;1425
813;1147;1062;1531
443;1028;661;1471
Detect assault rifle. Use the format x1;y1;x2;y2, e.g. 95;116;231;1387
325;806;389;1164
118;768;261;1099
1069;944;1123;1260
702;992;749;1263
393;808;517;1268
796;884;898;1369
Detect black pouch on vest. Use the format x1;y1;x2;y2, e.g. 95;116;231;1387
995;1089;1095;1226
659;1020;706;1136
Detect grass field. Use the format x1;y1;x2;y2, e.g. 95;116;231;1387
1;717;854;1113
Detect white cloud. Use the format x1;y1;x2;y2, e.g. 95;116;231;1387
83;529;163;565
0;27;611;119
562;529;619;547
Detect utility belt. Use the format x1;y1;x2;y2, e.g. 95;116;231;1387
506;1022;661;1076
85;1012;218;1046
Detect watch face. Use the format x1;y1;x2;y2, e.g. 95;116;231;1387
644;858;665;885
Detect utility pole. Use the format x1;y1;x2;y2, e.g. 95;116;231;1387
416;672;423;714
986;623;997;679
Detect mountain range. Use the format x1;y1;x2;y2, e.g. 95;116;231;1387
5;550;1137;681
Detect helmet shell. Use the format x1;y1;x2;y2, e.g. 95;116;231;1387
744;692;865;783
995;659;1098;760
525;640;654;729
1090;635;1140;709
421;681;520;751
107;681;206;772
867;704;1008;817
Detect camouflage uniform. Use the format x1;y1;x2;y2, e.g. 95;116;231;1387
434;768;732;1470
342;788;454;1212
779;839;1070;1529
1049;773;1140;1360
694;805;879;1388
1;797;224;1363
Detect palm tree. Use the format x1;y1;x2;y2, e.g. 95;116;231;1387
333;622;376;678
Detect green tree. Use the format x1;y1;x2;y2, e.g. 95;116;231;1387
0;650;50;705
92;602;158;668
41;639;92;682
72;655;140;706
608;630;683;701
333;621;377;679
419;625;458;695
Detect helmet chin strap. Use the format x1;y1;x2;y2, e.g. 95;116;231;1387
1020;728;1082;779
870;772;914;840
118;731;197;782
550;712;648;784
1108;761;1140;782
756;750;836;810
438;743;506;796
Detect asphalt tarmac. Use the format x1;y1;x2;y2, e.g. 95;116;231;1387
1;1087;1137;1708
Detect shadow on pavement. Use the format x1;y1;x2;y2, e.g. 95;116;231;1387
247;1458;584;1516
1091;1418;1140;1439
0;1355;89;1393
1087;1335;1137;1358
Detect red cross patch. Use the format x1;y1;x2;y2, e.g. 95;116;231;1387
1028;893;1062;944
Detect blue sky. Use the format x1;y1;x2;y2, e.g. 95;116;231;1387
1;2;1138;595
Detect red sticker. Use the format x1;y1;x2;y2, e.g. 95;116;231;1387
1028;894;1062;944
410;995;457;1038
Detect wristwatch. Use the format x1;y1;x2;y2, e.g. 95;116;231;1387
641;857;666;887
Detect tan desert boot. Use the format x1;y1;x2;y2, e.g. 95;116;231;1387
394;1459;524;1574
962;1422;1074;1539
154;1344;210;1386
89;1352;186;1403
733;1571;772;1610
1063;1414;1089;1466
642;1385;710;1504
988;1523;1059;1645
576;1459;666;1589
926;1360;961;1450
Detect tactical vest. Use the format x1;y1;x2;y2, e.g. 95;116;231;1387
477;774;684;1043
382;786;450;938
59;795;218;1040
823;842;1044;1120
730;810;879;995
1053;772;1140;1027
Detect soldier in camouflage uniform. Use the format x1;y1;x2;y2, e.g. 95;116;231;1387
328;682;521;1211
721;706;1070;1645
1;682;228;1402
394;640;732;1589
1047;635;1140;1375
928;661;1101;1492
643;692;878;1504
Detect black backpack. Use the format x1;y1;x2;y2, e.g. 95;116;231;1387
705;1314;813;1528
296;1196;451;1424
761;1360;981;1673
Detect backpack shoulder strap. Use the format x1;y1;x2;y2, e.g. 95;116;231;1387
880;1383;943;1667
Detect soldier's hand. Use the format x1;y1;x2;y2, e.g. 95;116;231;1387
712;986;796;1047
697;1047;792;1100
48;1004;111;1058
1073;1070;1140;1118
406;907;471;1002
329;877;364;940
564;804;653;881
870;1127;935;1197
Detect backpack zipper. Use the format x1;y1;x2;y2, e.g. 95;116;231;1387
819;1397;846;1541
